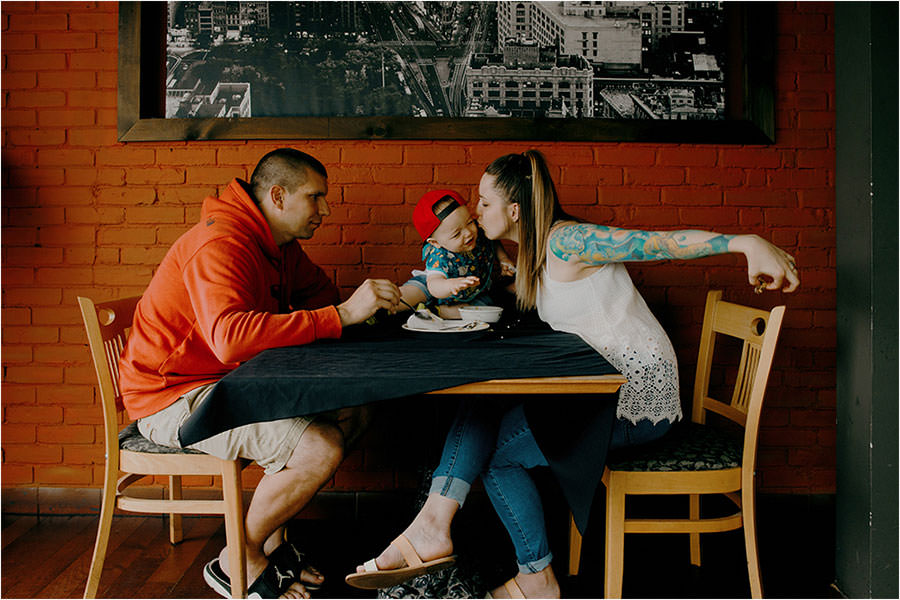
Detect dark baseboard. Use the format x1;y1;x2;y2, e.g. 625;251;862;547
0;486;420;520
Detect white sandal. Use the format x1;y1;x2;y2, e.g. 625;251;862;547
344;534;456;590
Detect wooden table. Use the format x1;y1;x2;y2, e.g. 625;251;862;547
428;374;627;395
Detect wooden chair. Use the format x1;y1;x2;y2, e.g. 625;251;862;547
78;296;249;599
568;290;786;599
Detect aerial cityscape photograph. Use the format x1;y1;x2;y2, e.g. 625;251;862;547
165;1;726;121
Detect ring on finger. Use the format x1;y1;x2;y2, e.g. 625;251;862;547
754;279;766;294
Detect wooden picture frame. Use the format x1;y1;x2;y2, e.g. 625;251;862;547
117;2;774;144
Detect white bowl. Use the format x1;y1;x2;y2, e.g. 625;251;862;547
458;305;503;323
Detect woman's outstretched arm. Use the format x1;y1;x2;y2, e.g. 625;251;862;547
549;223;799;292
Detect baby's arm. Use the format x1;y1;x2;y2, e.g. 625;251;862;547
426;273;481;299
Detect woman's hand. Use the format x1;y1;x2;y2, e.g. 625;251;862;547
730;234;800;293
499;260;517;277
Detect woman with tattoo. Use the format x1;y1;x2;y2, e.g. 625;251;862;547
347;150;799;598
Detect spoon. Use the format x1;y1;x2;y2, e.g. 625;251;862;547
399;298;443;321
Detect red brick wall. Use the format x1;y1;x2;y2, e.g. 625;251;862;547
1;2;836;496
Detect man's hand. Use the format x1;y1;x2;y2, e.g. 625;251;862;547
336;279;401;326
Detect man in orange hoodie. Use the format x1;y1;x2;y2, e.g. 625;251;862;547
118;148;402;598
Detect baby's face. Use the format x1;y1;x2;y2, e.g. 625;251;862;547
429;205;479;253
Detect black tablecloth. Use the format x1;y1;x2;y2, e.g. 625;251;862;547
179;316;617;446
178;315;621;533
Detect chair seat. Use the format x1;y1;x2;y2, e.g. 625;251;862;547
607;422;742;472
118;421;204;455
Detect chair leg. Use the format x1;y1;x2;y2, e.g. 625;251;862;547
567;511;582;576
689;493;701;566
84;474;117;598
221;461;247;599
742;489;763;598
604;478;626;599
168;475;183;544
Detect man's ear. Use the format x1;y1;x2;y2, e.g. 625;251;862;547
269;185;284;209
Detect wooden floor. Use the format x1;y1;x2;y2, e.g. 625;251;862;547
2;492;837;599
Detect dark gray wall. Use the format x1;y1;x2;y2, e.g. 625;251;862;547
834;2;898;598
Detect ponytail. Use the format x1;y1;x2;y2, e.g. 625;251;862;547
484;150;572;310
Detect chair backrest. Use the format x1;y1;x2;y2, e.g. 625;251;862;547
691;290;786;466
78;296;141;462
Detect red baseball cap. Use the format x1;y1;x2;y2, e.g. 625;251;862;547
413;189;467;240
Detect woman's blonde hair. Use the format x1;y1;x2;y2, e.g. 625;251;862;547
484;150;572;310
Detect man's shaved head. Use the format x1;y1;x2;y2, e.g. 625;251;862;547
250;148;327;203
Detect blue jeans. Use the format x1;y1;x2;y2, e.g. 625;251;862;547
429;398;502;506
430;401;672;573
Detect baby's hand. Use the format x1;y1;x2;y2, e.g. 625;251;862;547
500;261;516;277
448;276;480;296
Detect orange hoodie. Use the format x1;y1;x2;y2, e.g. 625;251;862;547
118;179;343;420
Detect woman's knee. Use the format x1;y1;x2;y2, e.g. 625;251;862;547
286;421;344;475
487;439;526;471
489;406;546;470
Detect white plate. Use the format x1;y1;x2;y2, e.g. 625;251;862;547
402;322;490;333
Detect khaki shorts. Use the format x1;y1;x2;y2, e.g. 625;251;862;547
137;383;313;475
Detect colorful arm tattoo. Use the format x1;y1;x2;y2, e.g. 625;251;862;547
549;223;734;265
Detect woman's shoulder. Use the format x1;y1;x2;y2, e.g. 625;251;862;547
548;219;604;243
549;219;598;232
546;220;624;271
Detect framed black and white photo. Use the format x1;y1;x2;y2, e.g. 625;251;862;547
118;1;775;143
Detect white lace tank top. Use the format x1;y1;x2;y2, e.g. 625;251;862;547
536;261;682;425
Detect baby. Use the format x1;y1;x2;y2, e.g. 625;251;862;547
401;189;514;319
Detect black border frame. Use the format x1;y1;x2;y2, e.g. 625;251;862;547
118;1;775;143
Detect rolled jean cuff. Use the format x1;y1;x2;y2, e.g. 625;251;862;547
429;476;471;508
518;551;553;574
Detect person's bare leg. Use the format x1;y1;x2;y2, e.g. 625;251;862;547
399;284;427;310
220;421;343;599
489;566;560;599
356;493;457;572
258;406;371;589
332;405;372;451
436;304;462;319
